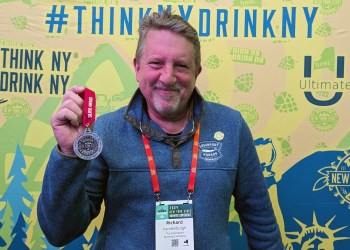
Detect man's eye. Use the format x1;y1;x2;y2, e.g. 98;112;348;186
177;64;188;69
150;61;161;65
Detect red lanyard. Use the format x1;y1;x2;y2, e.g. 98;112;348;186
142;123;200;201
79;88;96;128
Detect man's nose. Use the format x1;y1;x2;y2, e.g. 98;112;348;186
159;65;176;84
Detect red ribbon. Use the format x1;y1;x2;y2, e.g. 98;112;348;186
79;88;96;128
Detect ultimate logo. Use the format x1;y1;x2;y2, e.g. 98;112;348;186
313;150;350;209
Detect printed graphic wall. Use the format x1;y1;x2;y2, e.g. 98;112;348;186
1;0;350;249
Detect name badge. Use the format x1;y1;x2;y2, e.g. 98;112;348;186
155;200;194;250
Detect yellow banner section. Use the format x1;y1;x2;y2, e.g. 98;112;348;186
1;1;350;249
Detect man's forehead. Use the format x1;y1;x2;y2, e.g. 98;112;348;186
142;49;195;65
136;29;198;68
143;30;194;53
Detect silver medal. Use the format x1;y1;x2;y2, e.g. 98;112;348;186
73;128;103;160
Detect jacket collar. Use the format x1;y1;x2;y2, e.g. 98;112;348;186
123;88;204;143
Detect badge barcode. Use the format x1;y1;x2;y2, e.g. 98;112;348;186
171;239;179;247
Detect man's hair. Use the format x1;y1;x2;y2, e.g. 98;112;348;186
135;10;201;72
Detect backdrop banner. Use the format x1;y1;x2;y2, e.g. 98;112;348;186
1;0;350;249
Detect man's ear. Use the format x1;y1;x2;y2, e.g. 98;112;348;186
195;66;202;79
133;58;140;82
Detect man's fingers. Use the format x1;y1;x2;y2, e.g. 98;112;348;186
61;99;83;118
69;85;85;93
53;107;81;127
61;85;85;107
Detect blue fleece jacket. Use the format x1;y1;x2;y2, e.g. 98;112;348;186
37;89;284;249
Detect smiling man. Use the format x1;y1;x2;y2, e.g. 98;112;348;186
134;28;201;134
38;10;284;250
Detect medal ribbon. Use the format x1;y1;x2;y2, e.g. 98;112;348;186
142;123;200;199
79;88;96;128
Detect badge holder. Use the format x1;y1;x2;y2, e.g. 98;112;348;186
142;124;201;250
155;199;194;250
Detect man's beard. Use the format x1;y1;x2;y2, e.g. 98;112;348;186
152;83;182;117
153;93;181;116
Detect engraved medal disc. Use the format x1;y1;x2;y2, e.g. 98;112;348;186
73;128;103;160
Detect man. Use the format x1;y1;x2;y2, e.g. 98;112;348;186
38;10;284;249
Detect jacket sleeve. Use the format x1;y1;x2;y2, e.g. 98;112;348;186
37;147;108;247
233;120;284;250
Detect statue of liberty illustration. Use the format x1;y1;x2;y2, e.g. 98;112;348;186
254;137;350;249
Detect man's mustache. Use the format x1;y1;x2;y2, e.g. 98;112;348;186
152;83;181;91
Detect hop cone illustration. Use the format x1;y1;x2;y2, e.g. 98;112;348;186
279;56;296;70
204;55;222;69
315;23;333;37
235;104;259;128
235;73;253;92
277;137;292;158
319;1;343;15
11;16;28;30
203;91;220;103
274;92;298;113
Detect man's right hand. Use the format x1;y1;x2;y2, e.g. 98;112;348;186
51;86;86;157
